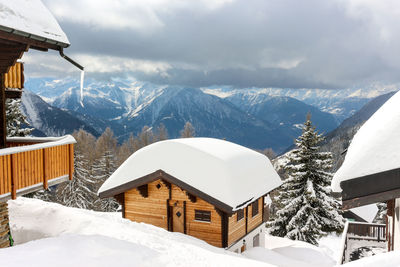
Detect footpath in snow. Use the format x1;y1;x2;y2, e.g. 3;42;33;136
0;198;397;267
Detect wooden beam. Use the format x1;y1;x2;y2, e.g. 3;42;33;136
0;31;61;51
0;73;5;148
183;201;187;234
10;154;16;199
5;89;22;99
137;184;148;198
186;192;196;203
245;207;248;234
342;188;400;210
68;144;74;180
42;148;48;190
220;210;228;248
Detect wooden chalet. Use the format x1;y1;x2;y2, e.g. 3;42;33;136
331;90;400;252
99;138;282;253
0;0;82;248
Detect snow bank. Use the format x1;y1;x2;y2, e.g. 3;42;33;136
0;135;76;156
341;251;400;267
99;138;282;211
332;90;400;191
263;235;337;266
0;0;69;45
0;234;159;267
7;198;270;267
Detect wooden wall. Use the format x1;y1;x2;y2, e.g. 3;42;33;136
124;179;222;247
247;197;263;232
186;198;222;247
227;209;246;246
124;179;169;230
227;197;263;247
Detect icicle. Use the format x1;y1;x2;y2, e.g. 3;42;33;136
80;70;85;107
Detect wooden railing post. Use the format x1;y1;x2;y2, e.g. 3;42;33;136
0;73;6;149
68;144;74;180
42;148;48;190
10;154;16;199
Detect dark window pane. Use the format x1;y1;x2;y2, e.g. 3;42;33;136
237;209;244;221
252;200;259;217
195;210;211;222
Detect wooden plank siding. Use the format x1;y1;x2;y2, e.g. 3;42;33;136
228;210;246;246
247;197;263;232
125;180;169;230
124;178;223;247
0;142;74;198
186;198;222;247
4;62;23;89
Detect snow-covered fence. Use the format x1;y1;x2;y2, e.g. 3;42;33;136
339;220;387;264
0;135;76;200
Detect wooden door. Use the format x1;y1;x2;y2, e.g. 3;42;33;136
171;201;184;233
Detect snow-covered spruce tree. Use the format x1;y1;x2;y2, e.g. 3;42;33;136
6;99;32;137
56;153;97;209
92;150;119;212
92;128;119;212
268;115;344;245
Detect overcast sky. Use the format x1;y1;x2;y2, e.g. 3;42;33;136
23;0;400;89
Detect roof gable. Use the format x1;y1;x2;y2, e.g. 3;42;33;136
98;138;282;212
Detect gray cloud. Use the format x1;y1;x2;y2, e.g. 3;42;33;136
23;0;400;89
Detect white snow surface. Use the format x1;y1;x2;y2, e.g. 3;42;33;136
0;135;76;156
4;197;396;266
349;204;379;223
0;0;69;45
6;198;271;267
99;138;282;211
332;90;400;192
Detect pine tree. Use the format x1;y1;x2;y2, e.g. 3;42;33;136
92;150;119;212
180;121;195;138
6;99;32;137
268;115;344;245
56;153;98;209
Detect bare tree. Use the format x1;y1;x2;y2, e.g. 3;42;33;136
180;121;195;138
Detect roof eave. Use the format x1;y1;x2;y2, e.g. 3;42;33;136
99;169;235;214
340;167;400;209
0;25;69;50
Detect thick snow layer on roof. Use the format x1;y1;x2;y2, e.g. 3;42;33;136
332;90;400;192
350;204;379;223
0;0;69;45
99;138;282;211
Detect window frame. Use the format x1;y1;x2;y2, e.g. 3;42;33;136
237;209;244;221
194;209;211;222
251;200;259;217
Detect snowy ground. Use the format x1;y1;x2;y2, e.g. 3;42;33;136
1;198;397;267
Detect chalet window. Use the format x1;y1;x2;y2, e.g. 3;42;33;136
251;200;259;217
195;210;211;222
237;209;244;221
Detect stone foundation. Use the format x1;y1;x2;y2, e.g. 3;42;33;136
0;201;10;248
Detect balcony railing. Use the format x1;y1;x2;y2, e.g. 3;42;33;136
0;135;76;201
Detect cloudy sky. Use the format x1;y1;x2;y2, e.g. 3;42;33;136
23;0;400;89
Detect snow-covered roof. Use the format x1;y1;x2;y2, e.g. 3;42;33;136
0;0;69;47
99;138;282;212
332;90;400;192
349;204;378;223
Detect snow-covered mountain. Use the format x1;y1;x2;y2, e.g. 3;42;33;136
21;90;99;137
24;77;394;153
202;86;397;123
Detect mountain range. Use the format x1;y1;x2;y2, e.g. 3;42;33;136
21;77;397;153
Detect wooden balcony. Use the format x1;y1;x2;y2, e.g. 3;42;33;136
0;135;76;201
